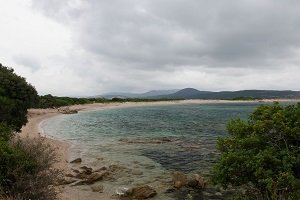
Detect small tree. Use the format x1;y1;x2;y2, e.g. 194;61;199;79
212;102;300;199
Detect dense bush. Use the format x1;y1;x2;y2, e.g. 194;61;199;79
212;103;300;199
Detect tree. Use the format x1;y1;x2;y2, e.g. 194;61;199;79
212;102;300;199
0;63;38;133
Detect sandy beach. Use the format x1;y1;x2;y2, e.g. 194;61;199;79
19;99;299;200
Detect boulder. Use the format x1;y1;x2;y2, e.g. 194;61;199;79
80;166;93;175
174;181;182;189
70;158;82;164
56;177;77;185
74;171;110;185
187;178;198;187
172;172;187;189
130;185;157;199
195;174;207;189
85;171;110;184
74;171;90;179
187;174;207;189
74;166;94;179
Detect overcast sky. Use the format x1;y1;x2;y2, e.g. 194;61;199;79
1;0;300;96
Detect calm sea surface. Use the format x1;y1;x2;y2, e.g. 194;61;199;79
41;102;269;199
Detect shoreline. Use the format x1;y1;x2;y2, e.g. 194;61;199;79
19;99;300;199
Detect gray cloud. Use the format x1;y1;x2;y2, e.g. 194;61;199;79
6;0;300;95
33;0;300;68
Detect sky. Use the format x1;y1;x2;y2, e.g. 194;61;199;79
1;0;300;96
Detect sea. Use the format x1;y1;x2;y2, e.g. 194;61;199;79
41;102;273;199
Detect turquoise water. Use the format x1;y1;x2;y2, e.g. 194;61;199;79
42;103;263;199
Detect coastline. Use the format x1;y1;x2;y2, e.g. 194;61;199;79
19;99;300;199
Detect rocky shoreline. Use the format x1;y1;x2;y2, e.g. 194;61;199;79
57;156;238;200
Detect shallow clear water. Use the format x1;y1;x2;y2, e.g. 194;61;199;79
42;103;264;199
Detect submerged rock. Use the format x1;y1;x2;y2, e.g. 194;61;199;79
119;137;174;144
129;185;157;199
91;184;104;193
108;164;126;174
80;166;93;171
130;169;143;175
70;158;82;164
165;188;176;193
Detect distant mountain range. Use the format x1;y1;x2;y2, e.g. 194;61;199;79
99;89;180;99
98;88;300;100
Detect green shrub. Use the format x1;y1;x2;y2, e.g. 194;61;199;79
212;102;300;199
